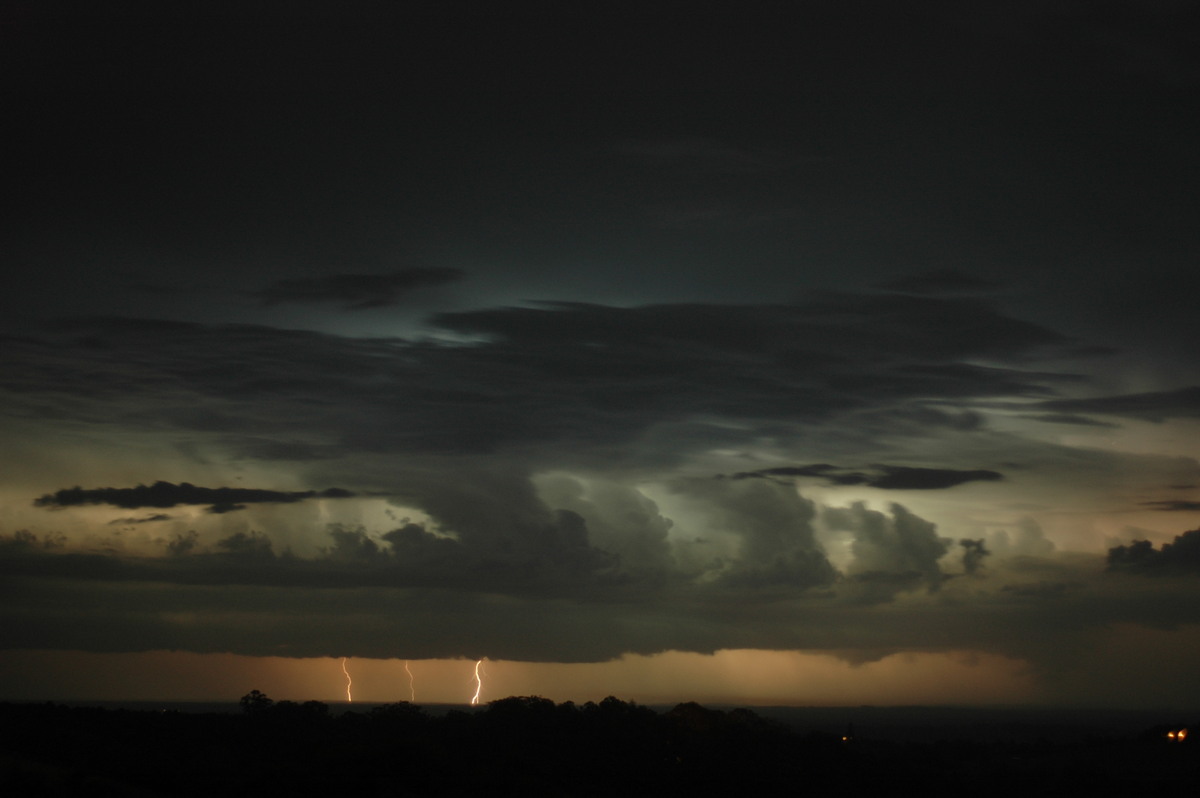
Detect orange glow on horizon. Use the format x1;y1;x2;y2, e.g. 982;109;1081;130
0;648;1040;707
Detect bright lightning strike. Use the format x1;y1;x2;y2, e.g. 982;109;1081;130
341;656;353;703
470;658;485;705
404;660;415;702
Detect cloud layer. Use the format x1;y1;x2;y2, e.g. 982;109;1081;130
2;291;1198;686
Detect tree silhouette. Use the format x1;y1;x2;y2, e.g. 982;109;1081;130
239;689;273;715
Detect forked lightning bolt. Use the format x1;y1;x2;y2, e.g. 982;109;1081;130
404;660;415;702
341;656;353;703
470;658;485;705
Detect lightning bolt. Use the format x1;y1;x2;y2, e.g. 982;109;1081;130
404;660;415;702
470;658;485;705
341;656;353;703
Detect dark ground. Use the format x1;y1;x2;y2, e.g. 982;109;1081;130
2;695;1197;795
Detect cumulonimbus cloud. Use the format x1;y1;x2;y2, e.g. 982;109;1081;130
6;292;1192;670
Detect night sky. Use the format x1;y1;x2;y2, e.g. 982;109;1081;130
3;1;1200;707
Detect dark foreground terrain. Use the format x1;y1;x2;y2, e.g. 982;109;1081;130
2;695;1197;796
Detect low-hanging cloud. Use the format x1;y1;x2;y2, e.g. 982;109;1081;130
35;481;355;514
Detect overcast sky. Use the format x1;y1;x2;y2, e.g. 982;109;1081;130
3;1;1200;707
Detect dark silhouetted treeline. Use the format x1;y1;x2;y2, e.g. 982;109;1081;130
1;695;1198;795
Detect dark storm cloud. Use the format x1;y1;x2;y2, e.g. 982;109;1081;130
222;438;346;462
6;519;1200;670
0;521;619;599
0;531;64;554
878;269;1001;295
3;292;1078;470
0;501;919;658
871;466;1003;490
34;481;355;514
4;495;938;608
0;292;1147;662
1107;529;1200;575
671;478;838;591
868;406;985;431
960;539;990;576
729;464;854;483
999;582;1071;600
252;267;464;309
166;531;198;557
1035;386;1200;422
536;476;674;585
1020;413;1120;428
730;464;1003;490
822;502;952;597
434;293;1071;365
216;531;276;559
1141;500;1200;512
107;514;172;525
0;292;1087;628
0;0;1197;705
